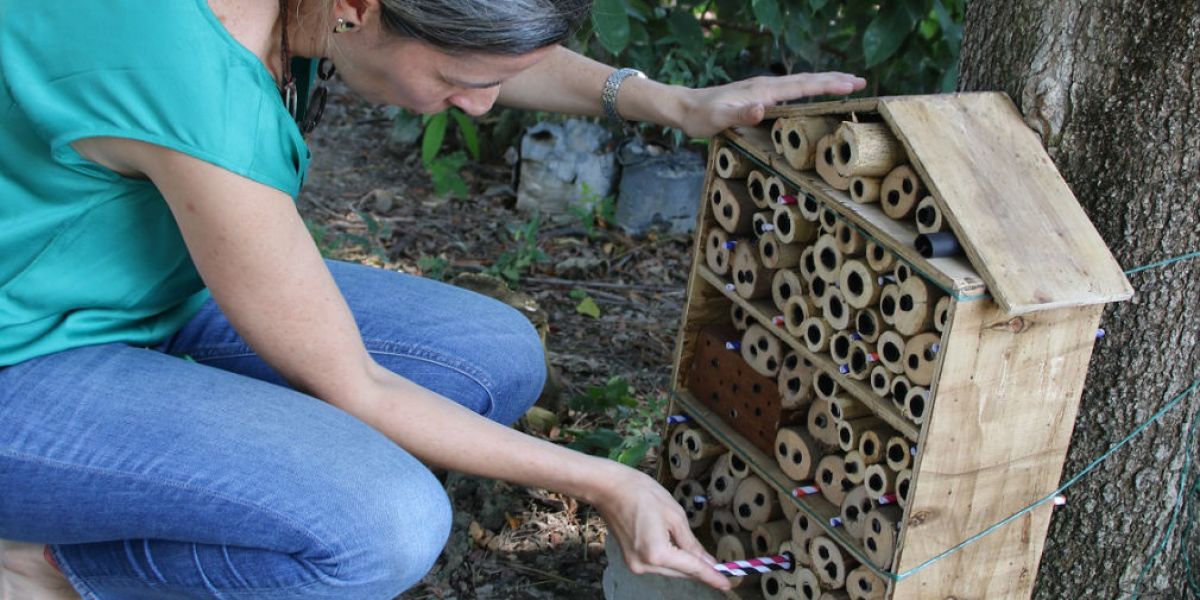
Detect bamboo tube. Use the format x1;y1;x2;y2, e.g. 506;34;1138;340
784;294;819;339
895;469;913;508
707;454;737;507
792;510;821;550
834;221;866;257
773;269;806;314
777;488;800;522
765;175;787;206
778;541;801;586
742;323;784;378
819;592;851;600
770;118;788;155
833;122;906;178
858;429;889;465
752;520;793;558
668;446;713;481
842;450;867;486
808;276;831;308
837;416;885;452
801;317;832;354
760;233;804;270
864;464;896;501
815;454;852;506
876;331;906;375
828;331;854;366
732;241;773;300
753;210;775;237
795;567;822;600
849;176;882;204
904;385;930;424
782;116;838;171
716;145;753;179
823;288;852;331
775;427;819;481
734;475;783;531
846;340;878;381
717;532;759;588
894;277;933;336
711;178;757;234
855;308;882;343
807;398;839;448
779;352;816;410
668;423;689;457
683;426;726;461
711;508;741;541
903;332;941;386
773;204;819;244
933;296;951;333
869;366;891;398
814;369;840;400
731;302;753;331
865;240;895;273
885;436;914;472
880;165;923;220
812;234;843;280
828;394;872;421
799;246;819;283
863;506;903;569
761;572;787;600
705;228;738;277
846;565;887;600
892;262;912;284
747;169;771;209
915;195;947;233
819;207;840;233
840;485;874;539
815;134;851;190
839;260;881;311
729;452;752;480
799;192;822;222
809;534;859;590
673;479;710;529
877;284;900;326
889;375;912;415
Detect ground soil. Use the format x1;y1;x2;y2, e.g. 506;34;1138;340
299;85;695;599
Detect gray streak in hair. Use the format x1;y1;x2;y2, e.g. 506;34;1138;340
377;0;592;55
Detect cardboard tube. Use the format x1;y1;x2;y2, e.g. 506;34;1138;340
673;479;710;529
849;176;882;204
775;426;819;481
774;204;819;244
711;178;757;234
705;228;737;276
773;268;806;314
933;296;951;333
833;122;906;178
753;210;775;237
828;394;872;421
747;169;771;209
894;277;933;336
800;192;822;222
711;508;741;541
761;572;787;600
863;506;903;569
880;165;922;220
799;246;819;283
784;294;819;339
752;520;793;558
864;464;896;501
834;221;866;257
734;475;783;531
814;369;841;400
869;366;892;398
846;565;887;600
770;118;788;155
809;534;859;590
858;429;889;465
846;340;878;381
801;317;832;354
683;426;726;461
760;233;804;270
855;308;883;343
904;385;930;424
914;195;947;234
865;240;895;273
885;436;914;472
842;450;867;486
877;284;900;326
742;323;784;378
840;485;874;539
915;231;963;258
765;175;788;207
807;398;839;448
716;145;753;179
815;134;851;191
889;375;912;415
716;532;759;588
782;116;838;171
813;234;843;281
823;288;852;331
795;567;822;600
895;469;913;508
876;331;906;375
808;275;831;308
731;302;753;331
903;332;941;386
838;416;885;452
707;454;737;507
816;454;853;506
779;352;816;410
729;452;752;480
732;241;773;300
840;260;881;310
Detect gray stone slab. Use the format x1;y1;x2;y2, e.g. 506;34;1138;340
602;537;731;600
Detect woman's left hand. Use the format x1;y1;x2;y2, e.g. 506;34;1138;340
674;72;867;139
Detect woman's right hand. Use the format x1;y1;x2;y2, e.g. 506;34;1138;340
592;464;732;591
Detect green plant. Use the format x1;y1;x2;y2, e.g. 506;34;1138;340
409;107;480;199
566;377;667;467
570;288;602;318
417;255;450;281
304;213;391;262
485;214;549;285
566;182;617;238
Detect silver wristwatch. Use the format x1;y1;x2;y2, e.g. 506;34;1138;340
601;68;646;126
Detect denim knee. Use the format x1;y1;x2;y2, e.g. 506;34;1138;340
481;304;547;426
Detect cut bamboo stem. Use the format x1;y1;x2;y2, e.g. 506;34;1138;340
816;454;853;506
894;277;933;336
802;317;832;354
752;519;793;558
892;262;912;284
705;228;737;276
761;572;787;600
770;118;788;155
799;192;822;222
733;475;783;531
880;165;923;220
773;268;806;314
878;284;901;326
889;375;912;416
682;426;726;461
840;259;881;310
864;464;896;501
849;176;882;204
903;332;941;386
760;233;804;270
863;506;903;570
823;288;852;331
778;352;816;410
765;175;787;207
858;429;889;465
707;454;738;507
784;294;819;339
876;330;907;375
808;276;832;308
673;479;710;529
775;426;819;481
742;323;783;378
829;394;873;421
773;204;819;244
728;452;752;480
711;508;741;540
846;340;878;381
782;116;838;171
914;195;947;233
716;532;759;588
895;469;913;508
820;207;840;233
796;567;822;599
809;534;859;590
843;450;867;485
840;485;874;539
668;445;713;481
732;241;773;300
865;240;895;273
813;234;843;281
869;366;892;398
799;246;819;283
815;134;851;191
933;296;951;333
747;170;771;209
731;302;753;331
716;145;753;179
903;385;930;424
753;210;775;237
838;416;885;452
834;221;866;256
855;308;883;343
833;121;906;178
806;398;840;448
846;565;886;600
828;331;855;366
885;436;915;472
711;178;756;234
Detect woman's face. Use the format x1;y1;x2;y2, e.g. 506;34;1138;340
330;20;553;116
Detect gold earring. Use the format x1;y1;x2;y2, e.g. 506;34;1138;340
333;18;355;33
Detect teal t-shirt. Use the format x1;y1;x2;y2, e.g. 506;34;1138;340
0;0;313;365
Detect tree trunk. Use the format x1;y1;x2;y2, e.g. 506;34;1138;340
958;2;1199;598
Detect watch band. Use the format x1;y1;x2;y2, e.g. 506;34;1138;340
601;68;646;126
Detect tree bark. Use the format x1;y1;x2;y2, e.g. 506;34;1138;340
959;2;1199;598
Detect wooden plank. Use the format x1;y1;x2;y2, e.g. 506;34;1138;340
878;93;1133;315
723;128;988;300
763;97;880;119
697;265;921;441
890;300;1103;599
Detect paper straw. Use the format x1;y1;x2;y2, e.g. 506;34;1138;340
714;552;794;577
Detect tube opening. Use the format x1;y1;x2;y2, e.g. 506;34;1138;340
858;312;876;336
838;142;852;164
881;295;896;316
863;439;876;455
883;342;901;362
722;204;733;219
917;205;937;227
817;373;836;396
910;395;925;417
750;180;764;199
853;180;864;196
764;242;775;258
718;154;729;170
902;178;914;194
787;130;801;149
888;443;904;463
868;474;883;490
899;295;914;311
848;272;864;295
787;377;801;393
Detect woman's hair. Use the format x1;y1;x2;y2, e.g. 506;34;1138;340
376;0;592;55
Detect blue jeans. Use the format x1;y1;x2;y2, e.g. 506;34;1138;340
0;260;547;599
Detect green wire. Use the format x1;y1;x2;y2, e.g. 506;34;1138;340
1124;251;1200;276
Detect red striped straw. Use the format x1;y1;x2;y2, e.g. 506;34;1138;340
772;315;785;327
879;493;899;505
792;484;820;498
778;195;799;205
713;552;794;577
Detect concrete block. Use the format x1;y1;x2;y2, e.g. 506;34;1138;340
516;120;618;222
613;141;705;237
602;536;729;600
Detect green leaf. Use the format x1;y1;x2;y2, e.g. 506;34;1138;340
448;109;479;161
862;3;919;68
809;0;828;12
939;59;959;92
751;0;783;35
568;288;588;300
576;296;601;318
666;8;705;57
421;111;448;166
592;0;632;55
613;437;652;466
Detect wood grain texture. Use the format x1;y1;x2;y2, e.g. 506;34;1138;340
891;300;1103;599
877;94;1132;316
